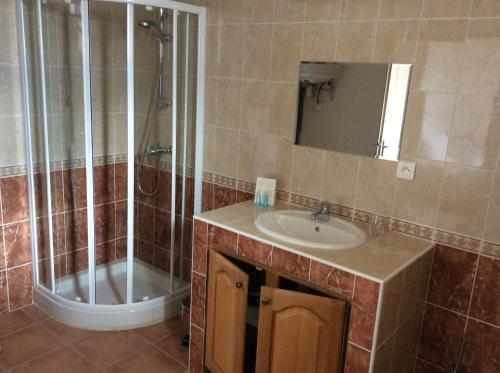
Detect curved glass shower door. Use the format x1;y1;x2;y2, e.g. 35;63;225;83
19;0;206;328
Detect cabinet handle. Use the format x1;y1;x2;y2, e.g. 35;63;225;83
235;281;243;289
261;298;272;306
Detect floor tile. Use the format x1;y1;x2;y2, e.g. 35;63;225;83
12;347;97;373
73;330;145;367
0;325;62;368
156;331;189;365
22;305;49;321
0;310;35;337
133;316;182;342
103;346;186;373
43;319;94;343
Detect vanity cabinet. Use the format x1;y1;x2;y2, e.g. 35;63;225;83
205;249;347;373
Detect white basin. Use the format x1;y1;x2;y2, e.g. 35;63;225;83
254;210;366;250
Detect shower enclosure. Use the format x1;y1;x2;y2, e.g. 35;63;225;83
17;0;206;329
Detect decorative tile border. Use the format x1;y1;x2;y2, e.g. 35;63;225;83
201;172;495;257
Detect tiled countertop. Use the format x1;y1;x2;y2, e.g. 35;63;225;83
194;200;434;283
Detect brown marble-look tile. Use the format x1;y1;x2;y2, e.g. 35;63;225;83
175;175;194;217
1;175;29;223
353;276;380;315
208;225;238;252
136;165;156;205
0;229;5;271
237;235;272;266
213;184;237;209
154;209;170;249
460;319;500;372
0;271;8;313
418;304;467;368
193;220;208;275
96;240;116;266
236;190;254;203
414;359;445;373
469;256;500;326
116;238;127;259
155;169;171;211
348;301;376;350
93;164;115;205
136;203;154;243
66;249;88;275
153;247;170;272
309;260;355;298
344;343;370;373
65;209;88;251
137;240;154;266
271;248;311;281
50;170;64;214
7;264;32;311
63;167;87;211
4;220;32;268
427;245;478;314
115;200;127;238
114;162;127;201
191;272;206;329
202;181;214;212
189;324;204;373
94;203;116;244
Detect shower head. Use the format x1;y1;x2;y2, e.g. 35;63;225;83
138;19;170;41
138;20;156;29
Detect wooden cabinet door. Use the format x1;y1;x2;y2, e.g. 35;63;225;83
255;286;346;373
205;250;249;373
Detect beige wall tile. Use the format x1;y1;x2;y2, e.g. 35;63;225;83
243;24;272;80
220;0;246;24
268;82;298;140
245;0;274;23
291;146;326;198
471;0;500;17
241;80;270;134
379;0;422;19
446;95;500;170
373;20;419;63
354;158;398;216
270;23;303;82
197;0;220;25
340;0;380;20
214;127;239;178
321;152;360;207
274;139;294;190
483;171;500;243
305;0;340;22
215;79;242;129
436;166;494;237
219;25;244;78
0;10;19;64
421;0;472;18
336;21;377;62
302;22;338;62
412;20;467;93
0;64;23;117
206;26;219;77
459;19;500;96
0;116;26;168
203;125;216;173
273;0;306;22
205;78;217;125
238;131;259;181
400;91;454;162
394;159;443;226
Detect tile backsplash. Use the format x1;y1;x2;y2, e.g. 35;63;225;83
202;0;500;249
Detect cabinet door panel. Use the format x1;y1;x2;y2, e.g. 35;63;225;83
205;250;249;373
255;286;346;373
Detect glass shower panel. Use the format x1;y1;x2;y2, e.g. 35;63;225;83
172;11;198;291
47;0;89;303
89;0;129;304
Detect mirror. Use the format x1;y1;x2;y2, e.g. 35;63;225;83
295;62;412;161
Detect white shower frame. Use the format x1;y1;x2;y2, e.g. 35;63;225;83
18;0;206;330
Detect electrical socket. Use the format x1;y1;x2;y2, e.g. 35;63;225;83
397;161;416;180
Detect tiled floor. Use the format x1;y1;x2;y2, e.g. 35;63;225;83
0;305;189;372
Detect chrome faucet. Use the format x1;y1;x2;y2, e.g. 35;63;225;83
311;201;330;222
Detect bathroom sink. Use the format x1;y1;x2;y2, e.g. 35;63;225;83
254;210;366;250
